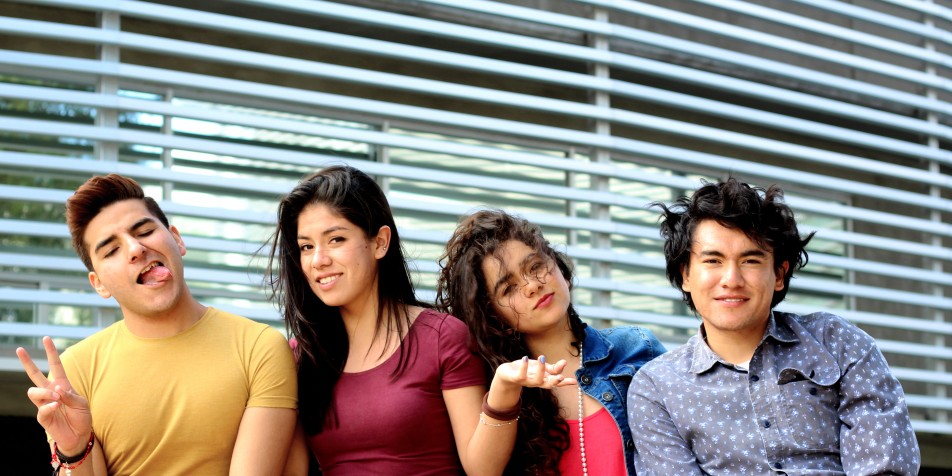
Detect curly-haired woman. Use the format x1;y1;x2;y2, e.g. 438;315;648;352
436;209;665;476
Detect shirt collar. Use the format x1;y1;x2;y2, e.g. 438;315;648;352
765;310;800;344
689;311;800;374
581;323;611;364
689;328;720;374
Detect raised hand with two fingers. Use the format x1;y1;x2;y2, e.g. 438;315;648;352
16;336;93;457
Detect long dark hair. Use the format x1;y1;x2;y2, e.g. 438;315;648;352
435;209;585;476
266;165;423;435
654;176;814;312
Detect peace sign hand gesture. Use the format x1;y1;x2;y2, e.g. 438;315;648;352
16;336;92;455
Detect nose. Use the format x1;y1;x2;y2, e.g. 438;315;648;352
720;262;744;287
521;276;543;297
309;247;332;268
125;236;146;262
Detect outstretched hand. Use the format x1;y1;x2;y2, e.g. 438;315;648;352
16;336;92;455
495;355;577;389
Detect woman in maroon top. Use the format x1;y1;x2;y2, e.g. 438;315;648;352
267;165;574;475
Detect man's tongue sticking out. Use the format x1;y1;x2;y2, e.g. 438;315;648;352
140;264;172;285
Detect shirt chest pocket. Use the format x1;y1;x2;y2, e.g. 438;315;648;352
777;367;841;451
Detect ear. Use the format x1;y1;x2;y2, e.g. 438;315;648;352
88;271;112;299
170;225;186;256
373;225;392;260
680;263;692;292
774;260;790;291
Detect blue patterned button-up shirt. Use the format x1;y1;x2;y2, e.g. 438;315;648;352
627;311;920;475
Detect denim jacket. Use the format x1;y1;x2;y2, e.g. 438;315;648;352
578;323;666;476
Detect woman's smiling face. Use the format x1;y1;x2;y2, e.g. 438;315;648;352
297;203;388;312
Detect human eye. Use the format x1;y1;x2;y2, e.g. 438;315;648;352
525;255;551;275
298;242;313;253
529;259;544;273
103;247;119;258
137;227;155;237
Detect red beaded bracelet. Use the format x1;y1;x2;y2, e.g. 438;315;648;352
52;432;94;475
481;392;521;421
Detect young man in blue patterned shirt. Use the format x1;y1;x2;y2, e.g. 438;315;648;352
627;177;919;475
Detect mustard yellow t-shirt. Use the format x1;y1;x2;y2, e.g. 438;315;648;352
61;307;297;476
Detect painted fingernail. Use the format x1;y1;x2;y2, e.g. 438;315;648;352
539;355;546;364
522;356;528;362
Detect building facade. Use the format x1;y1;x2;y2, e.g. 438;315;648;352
0;0;949;470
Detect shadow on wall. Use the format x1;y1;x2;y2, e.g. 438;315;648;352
2;413;324;474
2;415;49;474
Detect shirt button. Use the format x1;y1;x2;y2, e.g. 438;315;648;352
626;440;634;450
763;420;771;428
601;392;613;402
809;387;818;395
581;375;592;385
775;462;783;469
750;375;760;382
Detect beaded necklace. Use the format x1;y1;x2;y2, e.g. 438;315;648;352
577;342;588;476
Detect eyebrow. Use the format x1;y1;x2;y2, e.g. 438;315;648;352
297;224;347;241
697;249;768;258
93;217;156;255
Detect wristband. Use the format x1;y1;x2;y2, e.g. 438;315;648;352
51;432;94;475
481;392;521;421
